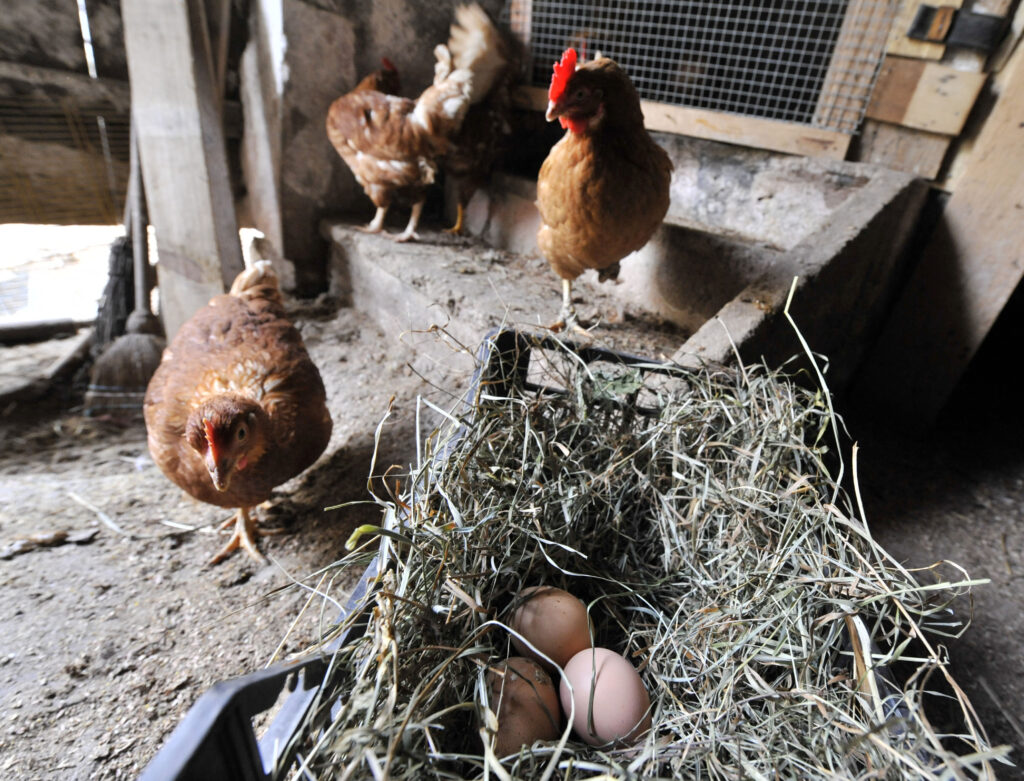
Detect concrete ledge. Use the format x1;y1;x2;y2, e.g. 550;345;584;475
322;224;689;375
326;134;926;391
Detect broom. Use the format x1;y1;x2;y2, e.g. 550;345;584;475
84;124;166;417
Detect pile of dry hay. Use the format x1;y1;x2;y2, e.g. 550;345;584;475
285;331;1004;780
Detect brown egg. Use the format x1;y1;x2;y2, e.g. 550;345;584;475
510;586;592;670
559;647;652;747
484;657;562;757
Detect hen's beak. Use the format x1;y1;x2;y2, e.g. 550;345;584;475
205;452;232;492
545;99;562;122
209;463;231;492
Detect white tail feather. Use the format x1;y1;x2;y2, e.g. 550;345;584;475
229;260;278;296
413;4;507;139
433;44;453;85
442;3;507;105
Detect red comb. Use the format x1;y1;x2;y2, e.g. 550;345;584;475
381;57;396;71
203;418;220;460
548;48;577;103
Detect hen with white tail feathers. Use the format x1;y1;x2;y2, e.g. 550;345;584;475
326;3;507;242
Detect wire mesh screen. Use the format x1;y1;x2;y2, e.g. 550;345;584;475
0;97;129;225
508;0;896;134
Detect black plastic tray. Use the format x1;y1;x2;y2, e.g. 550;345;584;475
139;557;380;781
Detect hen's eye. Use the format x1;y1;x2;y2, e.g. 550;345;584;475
573;88;587;100
237;427;247;441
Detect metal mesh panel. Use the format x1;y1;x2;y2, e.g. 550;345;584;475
507;1;895;134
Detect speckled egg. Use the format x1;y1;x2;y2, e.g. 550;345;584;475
510;586;591;670
484;657;562;757
559;647;652;747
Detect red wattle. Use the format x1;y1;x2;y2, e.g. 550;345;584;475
563;116;587;134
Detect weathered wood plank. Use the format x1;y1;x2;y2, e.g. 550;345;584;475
854;119;951;179
855;33;1024;424
121;0;243;339
513;86;850;160
866;55;986;135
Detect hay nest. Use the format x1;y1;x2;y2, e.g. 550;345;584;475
287;330;1002;780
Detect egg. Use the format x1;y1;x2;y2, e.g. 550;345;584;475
510;586;592;670
559;647;652;747
484;657;562;757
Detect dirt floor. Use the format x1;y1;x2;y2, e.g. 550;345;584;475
845;282;1024;779
1;272;1022;779
0;296;462;779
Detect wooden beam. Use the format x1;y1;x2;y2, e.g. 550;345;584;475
121;0;243;339
866;55;986;135
854;34;1024;425
513;86;850;160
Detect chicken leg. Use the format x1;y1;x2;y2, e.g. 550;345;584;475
550;279;593;334
359;206;388;234
550;278;577;332
394;200;424;243
210;506;267;565
444;202;466;236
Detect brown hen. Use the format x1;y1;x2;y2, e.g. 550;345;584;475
143;262;332;564
326;3;507;242
536;49;673;327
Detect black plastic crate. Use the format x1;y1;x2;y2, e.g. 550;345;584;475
141;328;919;779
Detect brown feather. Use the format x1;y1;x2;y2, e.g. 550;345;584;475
325;3;509;217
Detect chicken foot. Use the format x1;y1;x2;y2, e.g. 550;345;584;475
209;506;270;565
393;200;424;243
550;278;578;332
550;278;594;335
359;206;388;235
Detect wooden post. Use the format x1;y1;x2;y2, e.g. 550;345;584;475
122;0;243;339
854;37;1024;425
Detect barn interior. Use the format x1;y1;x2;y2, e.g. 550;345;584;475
1;0;1022;777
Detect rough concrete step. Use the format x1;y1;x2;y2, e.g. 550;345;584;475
322;223;691;372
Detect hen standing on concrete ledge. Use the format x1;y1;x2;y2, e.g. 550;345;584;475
326;4;508;242
536;48;673;329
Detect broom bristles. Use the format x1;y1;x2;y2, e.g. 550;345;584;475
85;332;165;416
92;235;135;358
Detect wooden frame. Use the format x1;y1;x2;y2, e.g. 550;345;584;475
855;32;1024;424
513;86;850;160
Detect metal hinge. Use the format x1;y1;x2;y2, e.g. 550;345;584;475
907;5;1007;52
